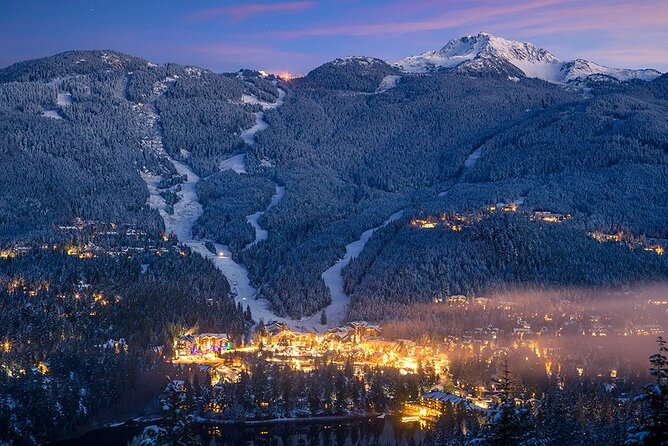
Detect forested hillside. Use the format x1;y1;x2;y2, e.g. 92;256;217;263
0;51;252;442
1;49;667;327
1;46;668;443
343;75;668;318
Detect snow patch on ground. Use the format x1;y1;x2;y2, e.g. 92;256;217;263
438;145;484;196
374;75;401;93
57;92;72;106
316;210;404;328
244;186;286;251
240;89;285;146
219;153;247;174
464;146;483;168
152;76;179;96
259;157;275;168
42;110;63;119
242;94;274;108
241;112;269;145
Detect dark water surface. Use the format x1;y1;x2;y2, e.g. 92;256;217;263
53;416;429;446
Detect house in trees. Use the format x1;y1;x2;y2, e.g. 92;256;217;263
404;390;479;421
175;333;232;358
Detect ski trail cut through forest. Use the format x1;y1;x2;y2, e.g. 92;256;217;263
231;88;288;252
317;210;404;328
240;89;285;145
137;94;291;327
317;145;486;327
243;186;286;251
438;145;484;197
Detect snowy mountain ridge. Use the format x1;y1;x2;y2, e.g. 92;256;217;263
393;32;661;84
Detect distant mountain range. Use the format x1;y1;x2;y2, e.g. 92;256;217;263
392;32;662;84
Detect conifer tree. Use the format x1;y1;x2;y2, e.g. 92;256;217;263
157;380;202;446
474;361;533;446
627;336;668;445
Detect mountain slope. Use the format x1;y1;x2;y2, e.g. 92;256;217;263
295;56;400;92
394;32;662;83
1;46;667;323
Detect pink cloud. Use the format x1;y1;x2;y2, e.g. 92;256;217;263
273;0;572;38
187;1;315;22
505;2;668;36
576;47;668;69
272;0;668;39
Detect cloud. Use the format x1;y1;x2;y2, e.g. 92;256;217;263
187;1;315;22
577;47;668;69
272;0;668;40
272;0;572;38
505;2;668;36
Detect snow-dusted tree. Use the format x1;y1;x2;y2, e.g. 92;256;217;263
156;380;202;446
627;336;668;445
127;425;164;446
472;361;534;446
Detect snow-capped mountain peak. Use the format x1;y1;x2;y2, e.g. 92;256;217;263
393;32;661;84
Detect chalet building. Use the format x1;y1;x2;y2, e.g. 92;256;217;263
325;321;382;344
447;295;468;304
404;390;478;421
175;333;231;357
265;321;288;337
531;211;571;223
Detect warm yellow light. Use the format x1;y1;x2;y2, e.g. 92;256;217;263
37;362;49;375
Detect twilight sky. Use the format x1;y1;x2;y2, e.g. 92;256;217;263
1;0;667;74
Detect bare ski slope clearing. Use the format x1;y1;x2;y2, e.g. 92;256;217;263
317;210;404;328
244;186;286;251
240;89;286;145
219;153;247;174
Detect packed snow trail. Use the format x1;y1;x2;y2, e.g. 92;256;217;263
136;100;290;327
244;185;286;251
227;89;288;251
315;210;404;328
219;153;247;174
145;158;290;326
438;145;484;196
41;89;72;120
229;89;289;251
240;89;285;145
317;146;486;326
42;110;63;119
57;92;73;106
374;75;401;94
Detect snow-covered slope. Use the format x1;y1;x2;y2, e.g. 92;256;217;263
394;32;661;84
